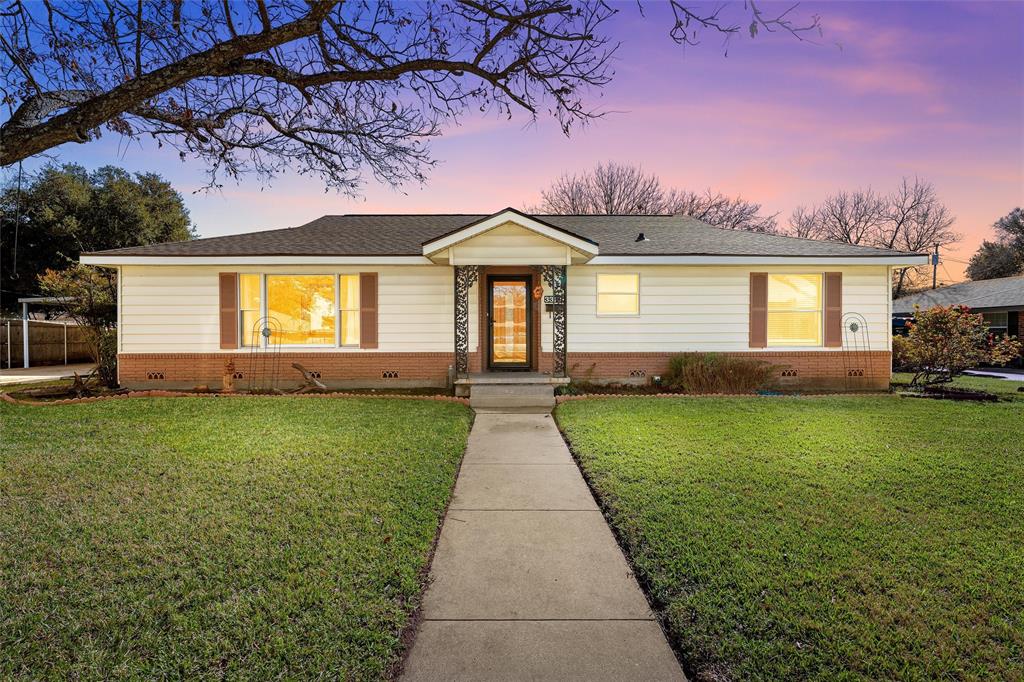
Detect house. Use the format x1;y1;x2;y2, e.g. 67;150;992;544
892;274;1024;366
80;208;926;395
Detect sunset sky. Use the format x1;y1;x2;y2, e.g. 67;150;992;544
15;1;1024;283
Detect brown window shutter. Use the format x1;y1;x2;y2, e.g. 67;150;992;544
824;272;843;347
359;272;378;349
219;272;239;349
749;272;768;348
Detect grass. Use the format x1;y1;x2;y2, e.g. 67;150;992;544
556;395;1023;680
892;371;1024;400
0;397;472;680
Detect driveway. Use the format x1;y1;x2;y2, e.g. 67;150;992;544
0;363;95;386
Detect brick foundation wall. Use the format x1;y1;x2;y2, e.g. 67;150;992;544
118;352;455;389
119;350;892;391
560;351;893;390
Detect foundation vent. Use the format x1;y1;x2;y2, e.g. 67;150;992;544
147;371;165;381
309;370;322;379
629;369;647;378
232;371;244;379
780;369;799;378
382;370;400;379
847;368;865;377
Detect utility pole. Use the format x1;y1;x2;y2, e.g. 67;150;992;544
931;243;940;290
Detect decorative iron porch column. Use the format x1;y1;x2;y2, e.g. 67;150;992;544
542;265;567;377
454;265;479;376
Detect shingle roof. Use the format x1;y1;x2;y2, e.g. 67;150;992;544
83;211;923;258
892;275;1024;314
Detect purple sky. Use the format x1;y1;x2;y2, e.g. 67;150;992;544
17;1;1024;282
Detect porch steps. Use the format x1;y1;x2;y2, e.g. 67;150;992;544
468;383;556;413
456;372;570;413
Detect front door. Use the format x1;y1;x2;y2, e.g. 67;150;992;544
488;275;531;370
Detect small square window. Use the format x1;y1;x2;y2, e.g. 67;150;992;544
597;273;639;315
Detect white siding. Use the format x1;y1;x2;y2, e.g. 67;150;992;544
119;263;892;355
558;265;891;352
119;265;453;353
450;222;570;265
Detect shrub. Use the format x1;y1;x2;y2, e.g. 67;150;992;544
892;334;914;372
662;353;777;394
37;265;119;387
897;304;1022;386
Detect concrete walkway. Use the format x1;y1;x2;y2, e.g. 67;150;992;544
402;413;684;681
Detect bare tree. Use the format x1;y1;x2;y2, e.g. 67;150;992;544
1;1;821;191
789;178;958;297
666;188;778;232
534;162;778;232
789;189;887;245
538;162;669;214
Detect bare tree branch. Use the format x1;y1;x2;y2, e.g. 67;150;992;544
533;161;778;232
1;1;822;192
1;0;617;190
788;177;959;297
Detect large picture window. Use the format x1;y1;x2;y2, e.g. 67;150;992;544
267;275;336;345
767;274;822;346
238;274;361;347
596;273;640;315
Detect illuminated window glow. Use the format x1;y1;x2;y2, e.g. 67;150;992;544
597;273;639;315
767;274;822;346
266;275;337;345
239;274;261;347
339;274;360;346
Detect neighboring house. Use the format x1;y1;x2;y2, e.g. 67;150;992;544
80;208;926;391
892;274;1024;366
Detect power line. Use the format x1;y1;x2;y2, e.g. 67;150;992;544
940;262;958;285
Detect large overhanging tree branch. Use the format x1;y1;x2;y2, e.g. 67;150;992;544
1;0;820;191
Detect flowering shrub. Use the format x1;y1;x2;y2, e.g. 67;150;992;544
896;305;1021;386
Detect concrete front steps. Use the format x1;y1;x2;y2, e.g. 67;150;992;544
455;373;570;413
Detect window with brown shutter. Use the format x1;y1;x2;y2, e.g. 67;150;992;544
359;272;378;349
749;272;768;348
824;272;843;347
219;272;239;349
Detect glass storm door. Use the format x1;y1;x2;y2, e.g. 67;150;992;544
488;276;531;369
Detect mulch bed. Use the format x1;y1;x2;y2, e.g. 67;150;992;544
901;385;1001;402
1;390;468;407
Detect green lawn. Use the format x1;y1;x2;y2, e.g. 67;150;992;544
0;397;472;680
892;371;1024;400
556;395;1023;680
